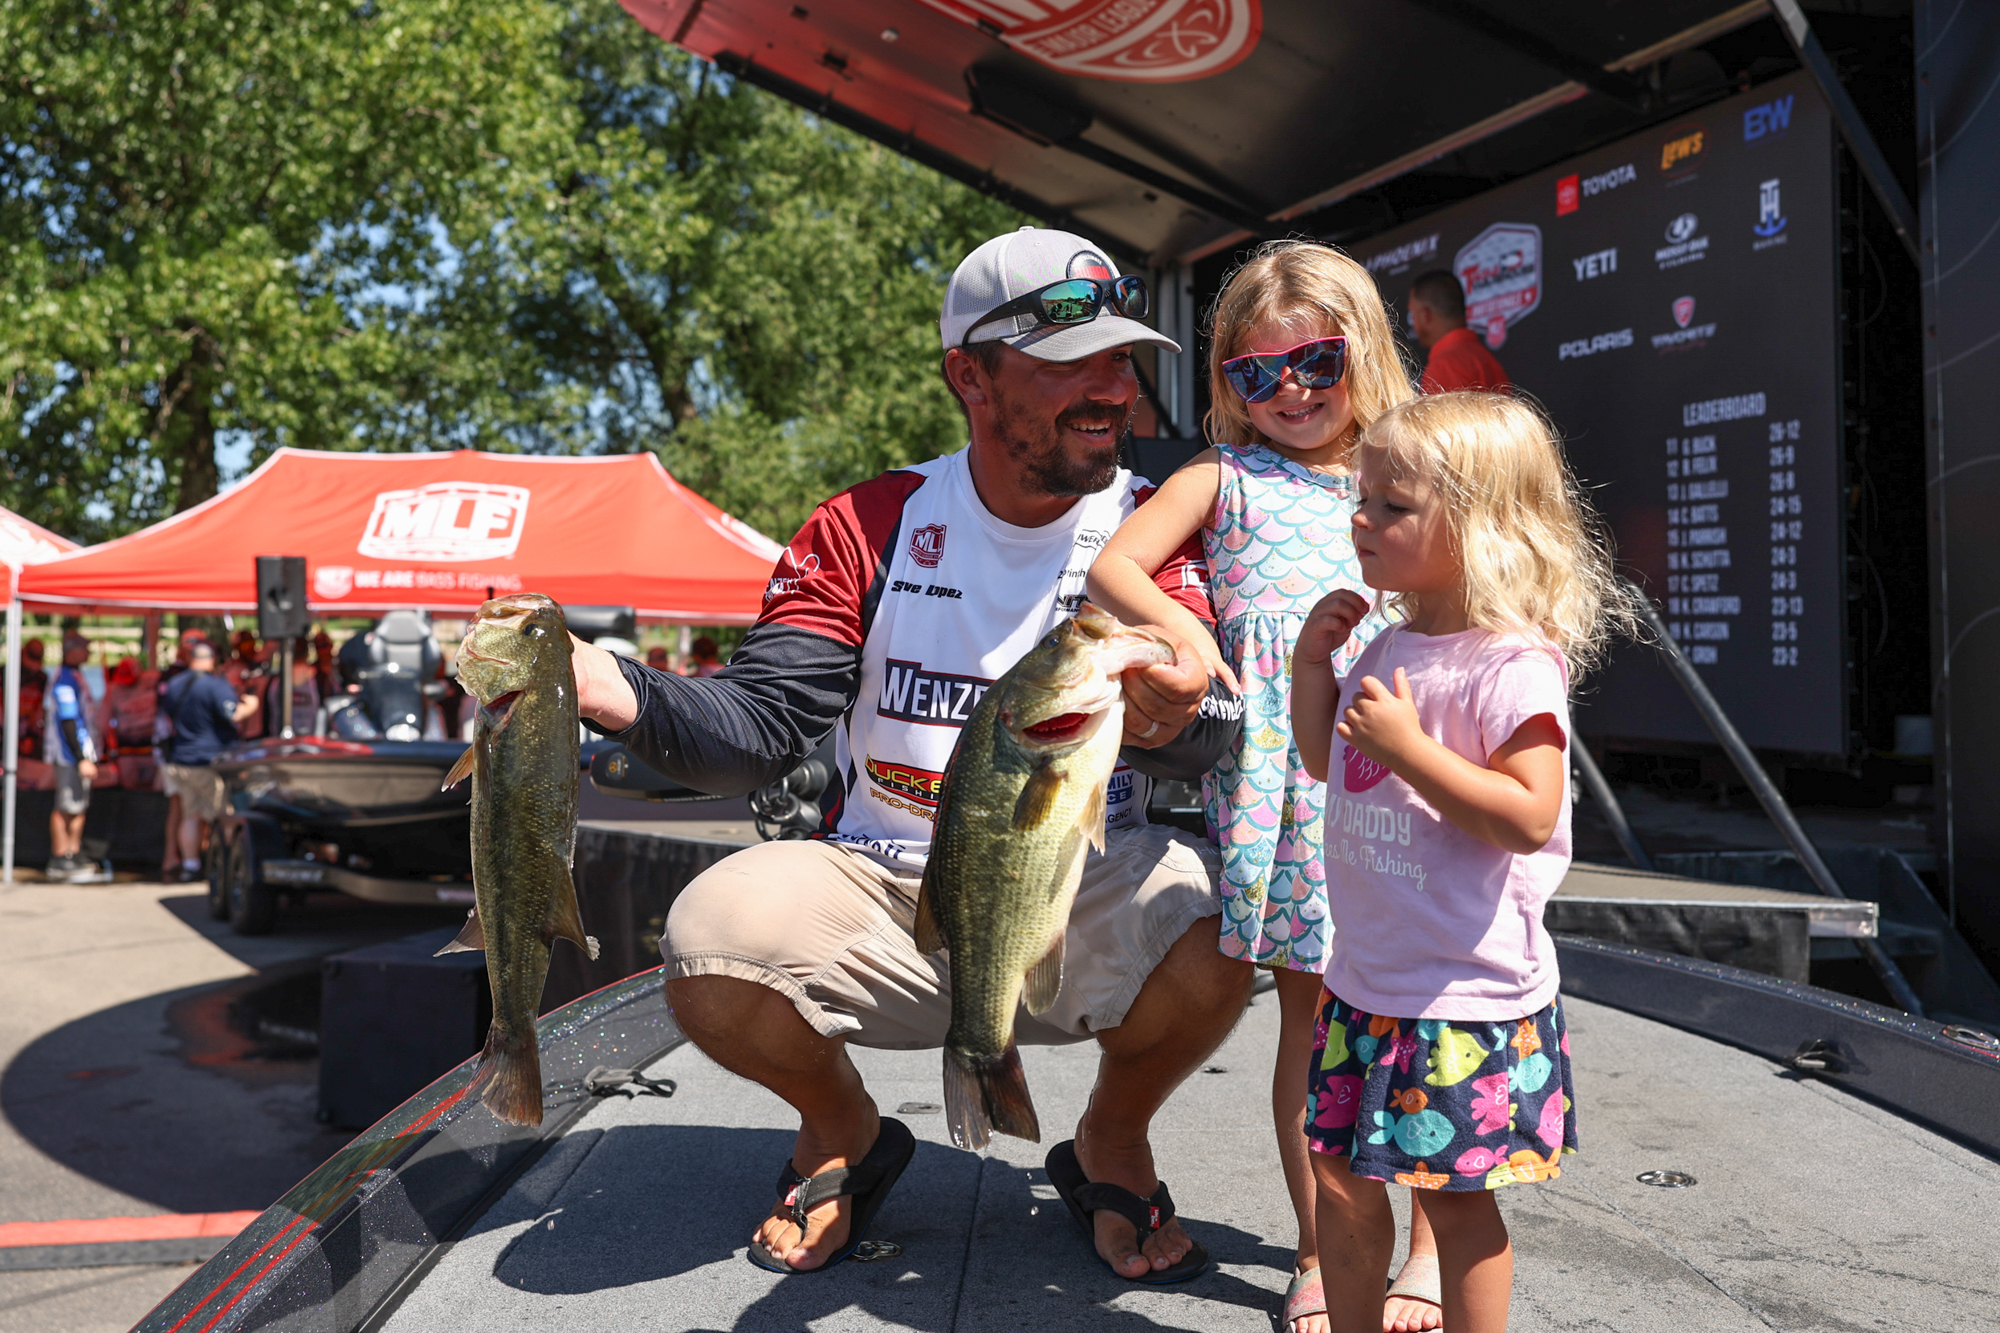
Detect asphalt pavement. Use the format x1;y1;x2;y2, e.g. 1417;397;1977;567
0;875;460;1333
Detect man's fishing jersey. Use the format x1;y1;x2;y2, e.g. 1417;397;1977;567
596;446;1243;864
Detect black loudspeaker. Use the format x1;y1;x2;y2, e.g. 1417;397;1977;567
256;555;309;639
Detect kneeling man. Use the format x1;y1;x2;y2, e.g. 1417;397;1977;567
573;226;1251;1281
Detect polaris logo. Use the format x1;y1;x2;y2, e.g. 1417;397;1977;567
1558;328;1633;360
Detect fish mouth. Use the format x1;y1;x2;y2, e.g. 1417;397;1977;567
1021;711;1093;745
1009;698;1116;751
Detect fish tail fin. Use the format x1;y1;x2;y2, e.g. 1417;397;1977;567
943;1042;1039;1151
470;1023;544;1127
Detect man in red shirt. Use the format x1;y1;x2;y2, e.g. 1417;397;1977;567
1409;269;1512;394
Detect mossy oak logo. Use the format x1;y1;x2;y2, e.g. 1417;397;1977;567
915;0;1262;83
358;482;529;562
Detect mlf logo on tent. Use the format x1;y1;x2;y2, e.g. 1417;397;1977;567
358;482;531;562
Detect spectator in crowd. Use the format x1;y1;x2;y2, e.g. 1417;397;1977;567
18;637;46;762
160;640;255;883
261;637;319;737
685;636;725;677
96;656;160;789
1407;269;1511;394
312;629;339;699
45;634;99;881
154;631;203;878
646;646;672;674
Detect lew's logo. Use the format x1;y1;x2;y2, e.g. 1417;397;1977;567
865;756;944;809
358;482;529;562
909;523;946;569
1658;123;1706;178
879;659;992;728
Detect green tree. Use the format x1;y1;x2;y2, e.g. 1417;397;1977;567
1;0;1021;546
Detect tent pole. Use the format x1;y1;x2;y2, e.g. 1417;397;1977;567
4;599;20;885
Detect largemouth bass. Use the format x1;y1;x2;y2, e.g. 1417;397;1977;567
437;593;598;1127
915;604;1175;1151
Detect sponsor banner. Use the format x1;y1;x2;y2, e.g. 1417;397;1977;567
1754;177;1789;250
912;0;1263;83
312;566;524;598
877;659;992;728
1453;223;1542;348
1571;247;1618;281
1362;232;1440;277
358;482;529;562
1655;212;1710;270
866;756;944;810
1558;328;1633;360
1658;121;1708;181
1557;163;1636;215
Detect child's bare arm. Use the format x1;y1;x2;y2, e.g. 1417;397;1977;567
1088;454;1238;689
1337;668;1566;854
1292;590;1369;782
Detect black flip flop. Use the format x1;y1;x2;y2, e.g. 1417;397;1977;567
747;1117;916;1274
1044;1139;1210;1284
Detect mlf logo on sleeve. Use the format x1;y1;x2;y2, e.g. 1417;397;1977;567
358;483;530;562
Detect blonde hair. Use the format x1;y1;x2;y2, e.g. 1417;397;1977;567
1359;392;1633;673
1204;240;1414;456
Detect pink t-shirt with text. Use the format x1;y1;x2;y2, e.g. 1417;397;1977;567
1320;626;1571;1021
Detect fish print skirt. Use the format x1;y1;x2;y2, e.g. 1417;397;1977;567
1305;990;1578;1191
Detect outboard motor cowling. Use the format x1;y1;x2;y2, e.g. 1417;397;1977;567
327;612;444;741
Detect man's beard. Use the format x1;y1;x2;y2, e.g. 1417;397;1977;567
992;393;1130;498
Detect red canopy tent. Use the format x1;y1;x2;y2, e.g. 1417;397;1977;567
0;508;78;602
16;448;784;622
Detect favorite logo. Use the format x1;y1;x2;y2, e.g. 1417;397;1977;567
909;523;946;569
1343;744;1391;793
1651;296;1717;352
865;756;944;809
1658;122;1706;179
912;0;1263;83
357;482;529;562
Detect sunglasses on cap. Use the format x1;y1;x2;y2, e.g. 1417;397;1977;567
1220;336;1349;404
963;275;1150;347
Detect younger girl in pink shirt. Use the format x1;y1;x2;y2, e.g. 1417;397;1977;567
1291;392;1630;1333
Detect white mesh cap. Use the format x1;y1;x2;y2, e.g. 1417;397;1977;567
940;226;1181;360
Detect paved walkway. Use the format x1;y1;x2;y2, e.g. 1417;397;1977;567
0;877;455;1333
380;988;2000;1333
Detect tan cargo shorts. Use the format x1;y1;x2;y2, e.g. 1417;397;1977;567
660;825;1223;1049
161;763;228;823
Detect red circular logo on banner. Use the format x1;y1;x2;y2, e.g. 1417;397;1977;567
916;0;1262;83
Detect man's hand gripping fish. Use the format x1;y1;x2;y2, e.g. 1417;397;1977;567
915;605;1175;1150
437;593;598;1127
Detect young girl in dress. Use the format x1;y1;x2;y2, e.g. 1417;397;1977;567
1088;240;1441;1331
1294;392;1629;1333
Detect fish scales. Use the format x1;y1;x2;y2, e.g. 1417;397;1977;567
438;593;598;1127
917;606;1173;1150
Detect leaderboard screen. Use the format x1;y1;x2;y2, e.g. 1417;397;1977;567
1350;72;1842;754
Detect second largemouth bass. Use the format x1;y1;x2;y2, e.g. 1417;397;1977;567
916;605;1175;1150
438;592;597;1127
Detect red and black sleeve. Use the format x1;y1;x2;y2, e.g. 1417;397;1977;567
592;471;925;796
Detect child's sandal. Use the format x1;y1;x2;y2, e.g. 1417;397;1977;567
1282;1264;1325;1329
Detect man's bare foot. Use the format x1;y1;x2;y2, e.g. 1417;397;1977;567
1071;1120;1196;1278
749;1100;880;1271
